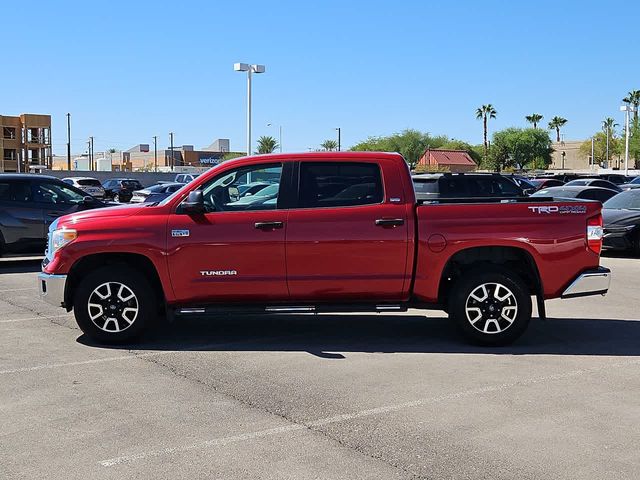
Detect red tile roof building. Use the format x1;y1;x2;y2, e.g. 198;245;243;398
417;148;477;173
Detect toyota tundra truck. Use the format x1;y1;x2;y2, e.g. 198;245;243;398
37;152;611;346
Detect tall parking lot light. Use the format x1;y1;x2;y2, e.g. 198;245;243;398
234;63;266;155
621;104;637;176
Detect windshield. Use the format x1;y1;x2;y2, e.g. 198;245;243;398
603;190;640;209
630;177;640;185
532;188;579;198
34;182;87;204
121;180;142;189
77;179;102;187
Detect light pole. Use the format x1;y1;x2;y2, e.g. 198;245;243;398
234;63;266;155
591;136;595;170
66;113;71;171
335;127;341;151
153;136;158;172
621;104;637;176
169;132;174;170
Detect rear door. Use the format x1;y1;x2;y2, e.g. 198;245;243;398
285;160;410;302
0;180;44;249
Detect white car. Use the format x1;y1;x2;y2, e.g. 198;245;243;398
174;173;200;184
61;177;106;199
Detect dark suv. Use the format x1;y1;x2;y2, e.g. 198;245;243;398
0;174;108;255
412;173;525;201
102;178;144;203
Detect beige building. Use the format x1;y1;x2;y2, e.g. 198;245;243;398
0;114;52;172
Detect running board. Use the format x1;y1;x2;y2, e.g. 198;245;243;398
174;303;408;316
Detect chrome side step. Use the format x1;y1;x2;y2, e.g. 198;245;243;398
175;303;407;316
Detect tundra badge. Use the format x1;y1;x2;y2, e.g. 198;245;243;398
172;229;190;237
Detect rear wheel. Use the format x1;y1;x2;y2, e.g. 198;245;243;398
449;268;531;346
73;266;155;344
114;193;120;203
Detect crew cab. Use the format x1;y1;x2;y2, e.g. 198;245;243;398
37;152;611;346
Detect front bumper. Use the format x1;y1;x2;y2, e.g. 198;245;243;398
37;273;67;308
603;228;635;250
561;267;611;299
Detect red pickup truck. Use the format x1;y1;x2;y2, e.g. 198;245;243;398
38;152;611;346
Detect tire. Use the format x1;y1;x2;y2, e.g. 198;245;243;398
448;268;532;346
73;265;156;344
114;193;120;203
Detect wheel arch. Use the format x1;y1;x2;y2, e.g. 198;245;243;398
65;252;165;311
437;245;544;317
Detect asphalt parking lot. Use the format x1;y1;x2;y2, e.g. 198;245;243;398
1;255;639;480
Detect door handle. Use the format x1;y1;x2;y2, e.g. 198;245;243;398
254;221;284;230
375;218;404;227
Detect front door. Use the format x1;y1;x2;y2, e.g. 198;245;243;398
285;160;410;302
167;162;289;304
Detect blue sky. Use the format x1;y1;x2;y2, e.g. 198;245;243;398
3;0;639;155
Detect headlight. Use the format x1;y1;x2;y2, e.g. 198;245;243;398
51;228;78;253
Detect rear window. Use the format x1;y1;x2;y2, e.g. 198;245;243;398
77;179;102;187
121;180;142;188
299;162;383;208
412;178;438;194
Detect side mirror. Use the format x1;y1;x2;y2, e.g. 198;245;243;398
182;190;206;214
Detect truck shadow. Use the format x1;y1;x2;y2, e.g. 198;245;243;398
0;259;42;274
79;314;640;357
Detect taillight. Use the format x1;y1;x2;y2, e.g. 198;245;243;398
587;214;603;255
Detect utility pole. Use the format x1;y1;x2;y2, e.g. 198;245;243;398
66;113;71;171
87;139;91;171
590;137;595;170
336;127;341;151
153;136;158;172
90;136;94;171
169;132;174;170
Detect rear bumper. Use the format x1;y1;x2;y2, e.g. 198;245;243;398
561;267;611;299
37;273;67;308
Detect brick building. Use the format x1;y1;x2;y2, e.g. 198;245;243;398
417;148;477;173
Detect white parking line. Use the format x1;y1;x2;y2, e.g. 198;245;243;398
0;314;71;324
99;357;640;467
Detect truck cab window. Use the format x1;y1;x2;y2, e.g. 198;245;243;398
298;162;383;208
198;163;282;212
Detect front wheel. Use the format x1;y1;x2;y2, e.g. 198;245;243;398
73;266;156;344
113;193;120;203
449;268;531;346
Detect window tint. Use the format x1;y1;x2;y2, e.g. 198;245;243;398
298;162;383;208
196;163;282;212
0;181;32;202
33;182;85;204
437;177;467;197
412;178;438;194
604;190;640;209
77;179;102;187
579;189;615;202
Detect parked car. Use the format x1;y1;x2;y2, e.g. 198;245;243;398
412;173;525;200
174;173;200;184
102;178;144;203
564;178;622;192
0;174;109;256
597;173;634;185
528;178;565;191
62;177;105;198
619;176;640;191
602;189;640;254
508;176;537;195
38;152;610;347
531;186;619;203
130;182;184;204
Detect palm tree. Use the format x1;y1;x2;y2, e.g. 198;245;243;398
475;104;497;162
547;116;568;142
256;136;279;154
623;90;640;122
525;113;543;129
320;139;338;151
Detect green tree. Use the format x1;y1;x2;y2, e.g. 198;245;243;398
351;129;449;168
475;104;497;163
602;117;619;164
256;136;279;154
547;116;568;142
490;128;553;171
320;139;338;151
579;131;622;167
623;90;640;123
525;113;543;129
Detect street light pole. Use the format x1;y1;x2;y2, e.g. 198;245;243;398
66;113;71;171
153;136;158;172
234;63;266;156
591;136;595;170
621;105;636;176
335;127;341;151
267;123;283;152
169;132;174;170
